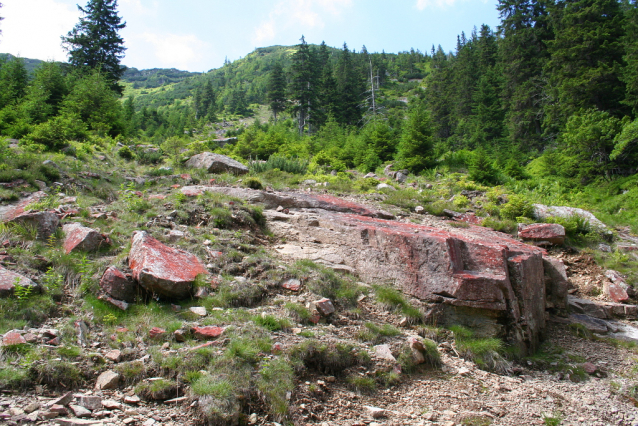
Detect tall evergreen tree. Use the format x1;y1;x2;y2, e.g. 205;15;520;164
497;0;552;150
621;0;638;115
201;79;216;119
267;62;286;123
289;36;317;135
336;43;364;126
0;57;28;107
545;0;626;133
62;0;126;94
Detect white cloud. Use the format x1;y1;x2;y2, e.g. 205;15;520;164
253;0;353;44
416;0;458;9
139;32;208;70
0;0;80;61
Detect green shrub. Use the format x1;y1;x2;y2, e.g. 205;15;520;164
22;114;87;151
118;146;135;160
346;375;376;393
291;339;368;374
500;195;533;220
256;358;295;420
243;176;263;190
249;155;308;174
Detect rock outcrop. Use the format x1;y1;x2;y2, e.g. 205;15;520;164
128;231;208;299
185;152;248;175
532;204;606;230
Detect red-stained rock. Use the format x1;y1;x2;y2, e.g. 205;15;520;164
271;208;549;354
582;362;597;375
281;278;301;291
149;327;166;339
518;223;566;245
0;192;59;240
128;231;207;299
0;266;39;297
63;223;109;254
100;266;137;303
100;295;129;311
604;281;630;303
2;332;26;346
313;298;335;316
192;326;224;340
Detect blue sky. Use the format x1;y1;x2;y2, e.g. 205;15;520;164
1;0;502;72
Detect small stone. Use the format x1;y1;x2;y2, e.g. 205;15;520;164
174;329;187;342
40;410;59;420
281;278;301;291
164;396;188;404
95;371;120;390
192;326;224;340
582;362;597;375
457;367;471;376
55;419;104;425
374;344;396;362
2;332;27;347
101;399;121;410
313;298;335;316
123;418;135;424
77;396;101;411
50;392;74;407
24;402;40;414
49;404;68;414
142;419;156;426
149;327;166;339
123;395;141;405
189;307;207;316
9;407;24;416
105;350;122;363
69;404;92;417
415;206;425;214
364;405;386;418
194;287;209;298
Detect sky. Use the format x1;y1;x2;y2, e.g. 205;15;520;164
0;0;502;73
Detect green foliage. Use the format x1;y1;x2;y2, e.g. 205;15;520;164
450;325;509;372
499;194;533;220
373;285;423;324
291;339;368;374
243;177;263;190
346;375;376;393
249;154;308;174
542;412;563;426
22;113;87;150
469;149;499;185
256;358;295;420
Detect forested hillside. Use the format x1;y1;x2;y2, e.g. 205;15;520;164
3;0;638;230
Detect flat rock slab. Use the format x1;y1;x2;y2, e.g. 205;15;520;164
0;266;39;297
518;223;566;245
63;223;109;254
129;231;207;299
185;152;248;175
180;186;394;219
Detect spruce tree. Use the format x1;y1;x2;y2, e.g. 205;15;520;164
290;36;317;135
336;43;364;126
62;0;126;94
622;0;638;115
497;0;552;150
545;0;626;132
267;62;286;123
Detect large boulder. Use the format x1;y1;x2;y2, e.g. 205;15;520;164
0;192;59;240
532;204;606;230
63;223;110;254
185;152;248;175
518;223;565;245
0;266;39;297
128;231;208;299
271;207;548;354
